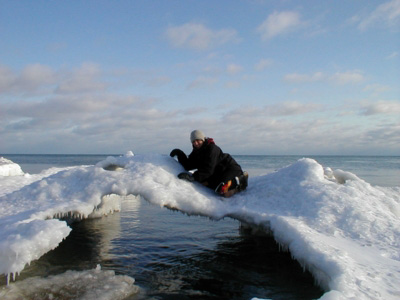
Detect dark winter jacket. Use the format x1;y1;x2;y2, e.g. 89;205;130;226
178;138;242;188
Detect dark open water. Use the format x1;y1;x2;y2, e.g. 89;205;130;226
2;154;399;299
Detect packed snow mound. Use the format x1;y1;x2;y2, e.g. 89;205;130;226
0;157;24;176
0;153;399;300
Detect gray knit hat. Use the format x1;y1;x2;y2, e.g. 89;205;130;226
190;130;205;143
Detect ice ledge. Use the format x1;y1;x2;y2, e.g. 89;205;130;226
0;193;122;285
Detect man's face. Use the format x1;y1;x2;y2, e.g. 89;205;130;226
192;139;204;149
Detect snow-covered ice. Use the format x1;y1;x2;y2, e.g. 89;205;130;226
0;152;399;299
0;157;24;176
0;264;138;300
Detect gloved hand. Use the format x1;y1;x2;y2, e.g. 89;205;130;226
178;172;195;182
170;149;184;158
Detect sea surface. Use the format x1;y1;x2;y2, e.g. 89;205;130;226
2;154;400;299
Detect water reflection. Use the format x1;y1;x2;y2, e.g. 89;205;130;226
114;196;323;300
133;231;323;300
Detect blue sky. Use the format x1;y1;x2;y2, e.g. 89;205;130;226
0;0;399;155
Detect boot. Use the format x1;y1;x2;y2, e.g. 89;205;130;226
235;171;248;191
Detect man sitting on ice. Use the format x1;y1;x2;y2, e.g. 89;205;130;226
170;130;248;198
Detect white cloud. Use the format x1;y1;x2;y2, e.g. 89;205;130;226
0;65;15;92
147;76;171;87
284;70;365;85
0;61;398;155
187;76;218;89
254;59;273;71
363;84;391;94
257;11;303;40
387;51;399;59
217;103;400;155
56;63;107;94
361;122;400;151
0;63;111;96
352;0;400;30
0;92;181;153
165;23;240;50
2;90;399;155
0;63;55;94
19;64;54;89
270;101;321;116
223;102;320;123
330;70;365;85
226;63;243;75
284;72;325;83
360;100;400;115
224;81;240;89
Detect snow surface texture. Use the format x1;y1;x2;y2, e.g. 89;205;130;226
0;152;399;299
